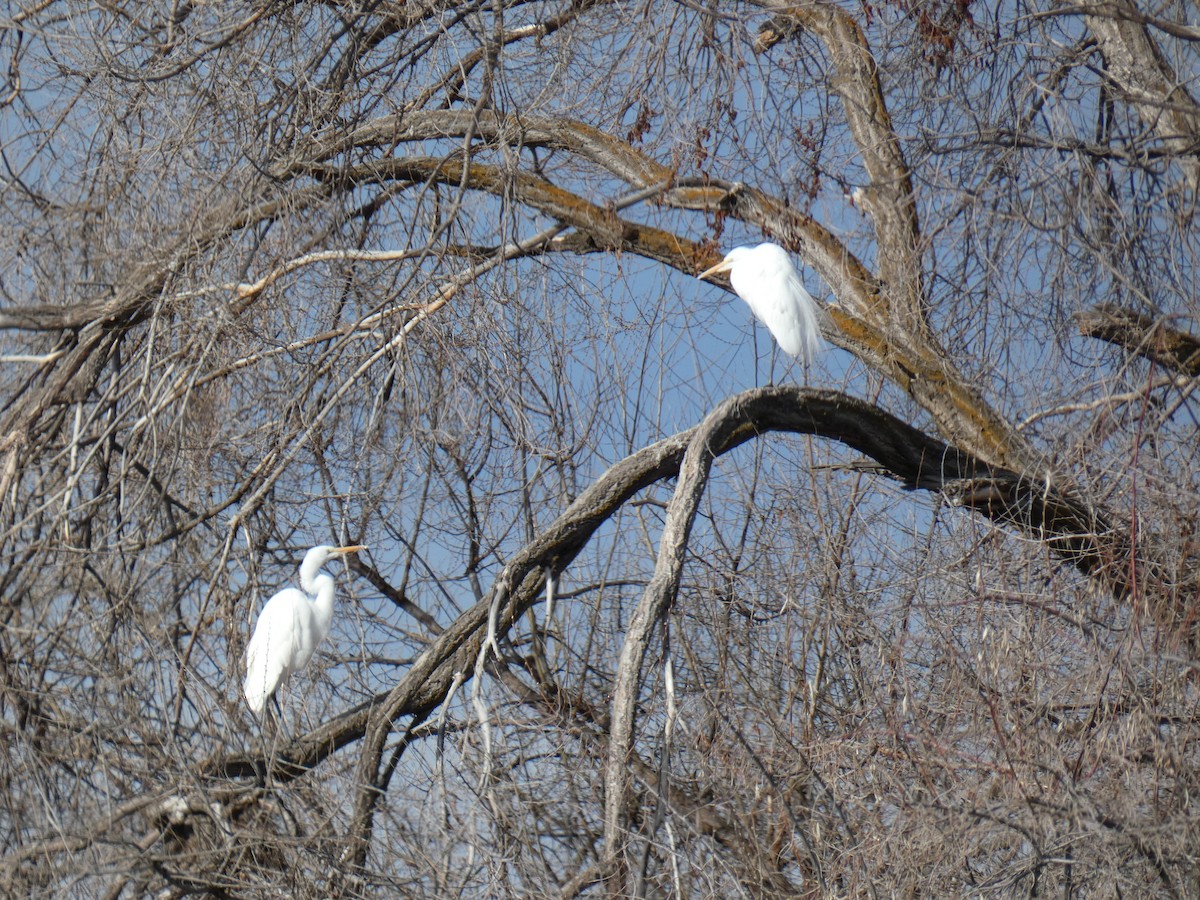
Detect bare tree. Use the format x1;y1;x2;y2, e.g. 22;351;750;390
0;0;1198;896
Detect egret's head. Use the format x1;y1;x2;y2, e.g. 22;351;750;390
697;252;737;282
698;244;781;282
304;544;367;569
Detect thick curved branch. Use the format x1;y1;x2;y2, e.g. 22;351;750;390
308;108;671;191
601;394;729;891
196;387;1183;869
311;111;874;321
753;1;924;327
304;154;702;270
1077;303;1200;376
302;109;882;329
296;105;1042;472
686;178;1038;471
303;135;1033;471
1072;0;1200;190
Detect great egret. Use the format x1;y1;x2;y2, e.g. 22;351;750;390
698;242;823;366
243;544;365;723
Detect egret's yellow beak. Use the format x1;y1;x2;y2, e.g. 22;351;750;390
697;258;734;281
331;545;366;555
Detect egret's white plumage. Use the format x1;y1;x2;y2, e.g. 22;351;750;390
243;544;364;717
698;242;823;365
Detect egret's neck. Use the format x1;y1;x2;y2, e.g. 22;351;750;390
300;552;324;594
300;555;337;628
306;572;336;635
298;551;341;639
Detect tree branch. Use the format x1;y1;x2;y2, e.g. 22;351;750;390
602;392;730;892
195;387;1189;864
1072;0;1200;190
753;1;925;330
1077;303;1200;376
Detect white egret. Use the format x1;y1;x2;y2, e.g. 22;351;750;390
698;242;823;366
243;544;366;723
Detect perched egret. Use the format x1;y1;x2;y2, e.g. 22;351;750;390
243;544;365;722
698;242;823;366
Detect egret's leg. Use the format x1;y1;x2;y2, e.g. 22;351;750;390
253;703;275;788
271;692;292;743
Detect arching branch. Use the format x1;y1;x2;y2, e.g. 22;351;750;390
601;389;728;892
197;386;1186;871
1078;303;1200;376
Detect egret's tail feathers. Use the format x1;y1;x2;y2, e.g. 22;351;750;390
244;667;269;716
244;636;281;715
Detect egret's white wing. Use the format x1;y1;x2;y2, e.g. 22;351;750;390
767;264;822;365
243;587;307;714
728;245;822;364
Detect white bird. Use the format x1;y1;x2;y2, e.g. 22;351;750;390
698;242;823;366
243;544;365;722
